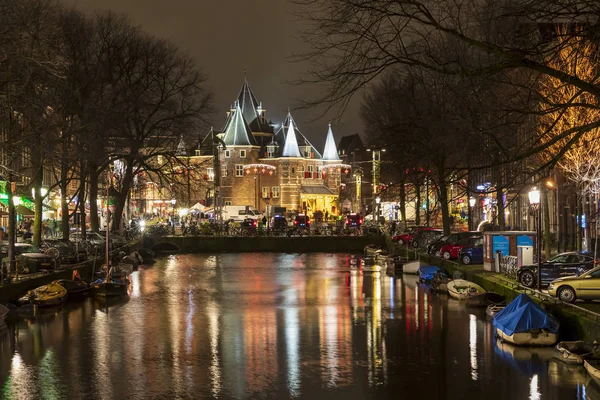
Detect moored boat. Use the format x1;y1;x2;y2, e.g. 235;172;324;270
418;265;446;283
465;292;506;308
403;260;428;275
92;277;130;297
18;282;67;307
486;305;505;319
494;294;559;346
364;245;382;256
585;360;600;386
552;341;600;365
54;279;91;299
447;279;486;300
431;272;451;293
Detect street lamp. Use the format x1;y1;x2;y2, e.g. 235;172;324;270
528;187;542;291
139;219;146;249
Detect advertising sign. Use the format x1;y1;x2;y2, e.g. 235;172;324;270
492;235;509;259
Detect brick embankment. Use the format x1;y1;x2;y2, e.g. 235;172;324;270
388;242;600;342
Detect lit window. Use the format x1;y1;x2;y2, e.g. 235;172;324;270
235;164;244;177
272;187;280;198
240;150;246;158
307;165;314;179
221;165;228;177
225;201;232;206
225;150;230;158
262;186;270;198
207;168;214;181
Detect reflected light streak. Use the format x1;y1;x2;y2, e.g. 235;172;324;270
530;374;541;400
325;305;339;388
285;307;301;397
185;289;195;354
414;289;419;330
389;277;395;317
208;302;221;398
130;271;141;298
469;314;478;381
8;353;33;400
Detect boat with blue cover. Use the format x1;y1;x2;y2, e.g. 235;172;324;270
418;265;446;283
494;294;559;346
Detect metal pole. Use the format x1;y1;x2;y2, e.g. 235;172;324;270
537;203;542;291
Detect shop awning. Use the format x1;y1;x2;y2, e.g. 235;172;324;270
16;205;34;217
300;185;336;196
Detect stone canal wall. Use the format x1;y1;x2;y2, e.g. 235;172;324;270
152;235;386;253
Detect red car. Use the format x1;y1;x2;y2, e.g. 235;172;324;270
392;226;439;244
439;237;480;260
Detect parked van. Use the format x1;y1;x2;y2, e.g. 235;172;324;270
222;206;263;222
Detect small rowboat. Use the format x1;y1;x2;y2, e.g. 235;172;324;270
431;272;451;293
54;279;91;300
447;279;486;300
585;360;600;386
553;341;600;365
19;281;67;307
465;292;506;308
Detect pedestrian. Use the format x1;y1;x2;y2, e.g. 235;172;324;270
325;211;329;221
262;216;267;225
391;221;397;235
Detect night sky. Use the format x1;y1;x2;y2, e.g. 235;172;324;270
67;0;364;150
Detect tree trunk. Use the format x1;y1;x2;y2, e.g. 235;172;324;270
414;180;421;226
399;178;407;230
32;165;43;247
436;171;451;235
496;186;505;230
89;167;99;232
584;192;591;251
6;179;16;275
111;160;135;232
78;162;87;241
576;192;582;251
425;178;430;226
60;180;69;240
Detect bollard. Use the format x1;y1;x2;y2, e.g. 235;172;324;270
495;251;502;273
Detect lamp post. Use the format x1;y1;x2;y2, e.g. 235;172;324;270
139;219;146;249
528;187;541;291
468;197;476;231
375;196;381;227
171;199;176;234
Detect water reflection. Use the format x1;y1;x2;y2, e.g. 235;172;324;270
0;253;593;399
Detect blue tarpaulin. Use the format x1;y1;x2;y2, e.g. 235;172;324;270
418;265;446;282
493;294;559;336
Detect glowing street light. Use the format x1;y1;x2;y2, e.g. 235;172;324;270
528;187;542;291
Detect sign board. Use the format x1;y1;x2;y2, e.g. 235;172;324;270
492;235;509;259
516;235;533;247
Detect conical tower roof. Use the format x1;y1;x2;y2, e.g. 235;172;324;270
322;123;341;161
274;112;322;159
222;102;258;146
282;118;301;157
176;135;187;156
237;75;273;134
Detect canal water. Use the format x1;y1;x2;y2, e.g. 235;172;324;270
0;253;595;399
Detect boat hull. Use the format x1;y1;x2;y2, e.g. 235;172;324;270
552;341;600;365
585;360;600;386
19;282;68;308
496;328;558;346
92;282;129;297
465;292;505;307
447;279;486;300
403;261;426;275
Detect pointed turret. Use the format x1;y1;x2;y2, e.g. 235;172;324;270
322;123;341;161
237;76;273;134
176;135;187;156
282;120;301;157
222;101;258;146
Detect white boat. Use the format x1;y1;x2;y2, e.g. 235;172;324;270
494;294;559;347
496;328;558;346
403;260;428;275
585;360;600;386
447;279;486;300
553;341;600;365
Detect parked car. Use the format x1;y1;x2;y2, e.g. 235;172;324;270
270;215;288;231
345;213;363;229
392;226;440;244
411;229;443;249
518;251;595;288
428;232;482;255
458;237;484;265
438;236;481;260
0;243;57;274
294;214;310;228
548;266;600;303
